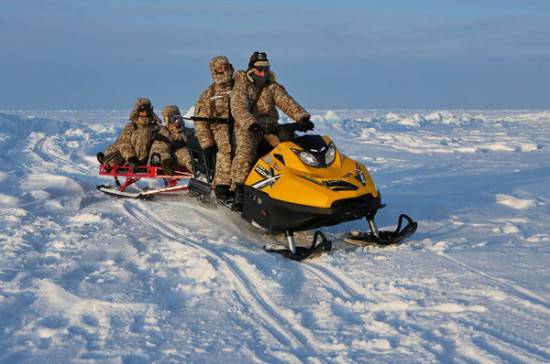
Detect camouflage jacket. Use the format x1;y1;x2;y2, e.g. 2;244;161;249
230;70;309;130
150;124;188;162
194;83;232;149
113;118;160;161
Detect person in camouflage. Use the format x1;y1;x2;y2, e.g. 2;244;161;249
230;51;315;211
97;97;162;171
194;55;234;201
148;105;192;175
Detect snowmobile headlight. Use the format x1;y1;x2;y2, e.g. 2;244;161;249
325;142;336;167
295;150;320;167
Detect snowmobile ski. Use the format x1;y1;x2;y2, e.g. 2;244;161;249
264;231;332;261
344;214;418;246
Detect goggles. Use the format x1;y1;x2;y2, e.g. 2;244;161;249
138;104;152;116
254;65;270;73
169;116;183;128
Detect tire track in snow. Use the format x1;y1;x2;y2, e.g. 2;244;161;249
120;200;318;354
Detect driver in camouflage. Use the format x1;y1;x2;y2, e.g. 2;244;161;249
230;51;315;211
98;97;162;171
193;55;234;201
148;105;193;175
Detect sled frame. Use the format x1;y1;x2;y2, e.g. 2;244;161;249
98;165;193;194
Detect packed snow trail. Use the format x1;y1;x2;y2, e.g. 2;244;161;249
0;110;549;363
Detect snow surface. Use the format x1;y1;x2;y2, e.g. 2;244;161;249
1;109;549;363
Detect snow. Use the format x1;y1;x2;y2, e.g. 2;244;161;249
1;108;549;363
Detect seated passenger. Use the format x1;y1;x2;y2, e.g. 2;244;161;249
97;98;162;171
149;105;192;175
193;55;234;202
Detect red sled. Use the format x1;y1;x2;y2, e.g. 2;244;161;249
97;164;193;198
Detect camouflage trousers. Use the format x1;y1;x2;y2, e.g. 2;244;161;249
209;124;232;186
172;148;193;171
149;139;193;171
231;126;280;189
105;128;152;167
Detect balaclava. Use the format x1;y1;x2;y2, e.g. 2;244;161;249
210;56;234;86
247;51;270;87
162;105;184;133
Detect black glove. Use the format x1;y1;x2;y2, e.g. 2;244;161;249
203;145;218;158
263;124;280;135
296;117;314;132
162;158;174;175
276;124;296;142
172;140;187;149
150;153;161;167
249;123;264;139
127;156;139;170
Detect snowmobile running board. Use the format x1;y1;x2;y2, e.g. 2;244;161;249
97;165;193;198
264;231;332;261
344;214;418;246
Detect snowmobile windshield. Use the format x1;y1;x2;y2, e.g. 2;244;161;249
292;135;336;168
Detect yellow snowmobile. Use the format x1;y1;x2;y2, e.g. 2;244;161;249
188;124;417;261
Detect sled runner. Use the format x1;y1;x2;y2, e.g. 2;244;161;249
97;164;193;199
187;123;418;261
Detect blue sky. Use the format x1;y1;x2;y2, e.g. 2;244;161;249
2;0;549;110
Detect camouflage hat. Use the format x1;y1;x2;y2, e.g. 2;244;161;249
162;105;181;123
135;98;152;108
129;97;162;124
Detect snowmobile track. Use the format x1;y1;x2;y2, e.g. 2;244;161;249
120;200;320;352
301;262;364;300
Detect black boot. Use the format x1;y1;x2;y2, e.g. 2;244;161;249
97;152;112;172
231;184;244;212
161;158;175;175
214;185;230;202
